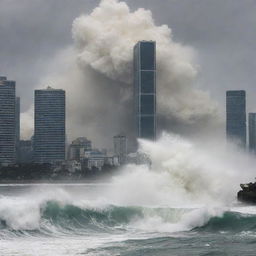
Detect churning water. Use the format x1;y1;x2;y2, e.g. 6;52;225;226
1;134;256;256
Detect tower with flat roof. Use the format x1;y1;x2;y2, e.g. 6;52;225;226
226;90;246;146
0;77;16;165
15;97;20;160
34;87;66;163
249;113;256;152
134;41;156;140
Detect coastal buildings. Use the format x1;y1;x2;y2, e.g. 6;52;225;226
249;113;256;153
82;150;119;170
113;134;127;164
34;87;66;163
134;41;156;141
226;90;246;146
83;150;106;170
68;137;92;161
0;77;17;165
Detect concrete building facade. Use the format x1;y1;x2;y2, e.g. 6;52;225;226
34;87;66;163
113;134;127;164
0;77;16;165
68;137;92;161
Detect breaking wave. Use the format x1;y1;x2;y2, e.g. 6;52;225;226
196;212;256;232
1;133;256;239
0;198;256;238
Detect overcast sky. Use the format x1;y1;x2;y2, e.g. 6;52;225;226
1;0;256;113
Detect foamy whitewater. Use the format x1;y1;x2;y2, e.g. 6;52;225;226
1;134;256;255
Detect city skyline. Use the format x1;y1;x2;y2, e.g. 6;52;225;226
2;0;256;148
1;1;256;255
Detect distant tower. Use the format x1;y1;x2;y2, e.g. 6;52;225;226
113;134;127;165
34;87;66;163
15;97;20;160
0;77;16;165
249;113;256;152
226;90;246;146
134;41;156;140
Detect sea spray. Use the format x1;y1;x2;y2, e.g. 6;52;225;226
1;133;256;235
21;0;218;144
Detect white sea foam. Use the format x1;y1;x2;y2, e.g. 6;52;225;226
1;133;256;233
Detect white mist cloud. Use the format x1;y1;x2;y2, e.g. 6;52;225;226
21;0;218;146
72;0;218;122
136;133;256;205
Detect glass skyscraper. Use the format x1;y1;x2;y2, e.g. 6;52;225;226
249;113;256;152
0;77;16;165
34;87;66;163
134;41;156;140
226;90;246;146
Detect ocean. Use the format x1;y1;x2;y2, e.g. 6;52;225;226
0;183;255;256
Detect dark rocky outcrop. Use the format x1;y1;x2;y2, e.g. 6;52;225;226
237;182;256;204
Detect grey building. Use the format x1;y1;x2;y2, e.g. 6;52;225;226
34;87;66;163
15;97;20;159
0;77;16;165
249;113;256;152
19;140;33;163
68;137;92;161
134;41;156;140
226;90;246;146
113;134;127;164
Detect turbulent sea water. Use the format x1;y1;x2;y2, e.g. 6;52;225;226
2;134;256;255
0;183;256;256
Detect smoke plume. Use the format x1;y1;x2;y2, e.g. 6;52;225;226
22;0;218;146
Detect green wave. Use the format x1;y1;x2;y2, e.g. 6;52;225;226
41;201;144;228
1;201;256;235
196;212;256;232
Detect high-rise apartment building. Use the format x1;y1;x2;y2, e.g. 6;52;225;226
134;41;156;140
34;87;65;163
113;134;127;165
15;97;20;159
226;90;246;146
0;77;16;165
249;113;256;152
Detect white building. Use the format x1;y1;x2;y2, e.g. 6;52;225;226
83;150;105;170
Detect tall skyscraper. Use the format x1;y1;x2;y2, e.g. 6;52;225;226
113;134;127;165
134;41;156;140
0;77;16;165
249;113;256;152
15;97;20;160
34;87;66;163
226;90;246;146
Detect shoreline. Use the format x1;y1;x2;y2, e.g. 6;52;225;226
0;177;113;185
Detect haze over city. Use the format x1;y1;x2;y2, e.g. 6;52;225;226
2;0;256;147
1;1;256;255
